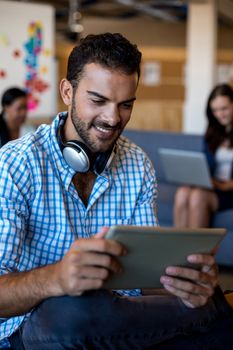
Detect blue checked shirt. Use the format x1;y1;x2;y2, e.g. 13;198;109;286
0;114;158;347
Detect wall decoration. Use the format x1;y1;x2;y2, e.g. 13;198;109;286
0;33;9;47
0;70;7;79
24;21;49;111
13;49;21;58
142;61;161;86
0;1;56;118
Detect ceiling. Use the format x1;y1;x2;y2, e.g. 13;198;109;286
16;0;233;41
20;0;189;21
18;0;189;34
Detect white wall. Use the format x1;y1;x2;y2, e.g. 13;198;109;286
0;1;57;118
184;1;217;134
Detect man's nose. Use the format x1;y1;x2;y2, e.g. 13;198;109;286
104;105;120;126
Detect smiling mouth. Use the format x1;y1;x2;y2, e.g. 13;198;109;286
95;125;115;132
93;123;120;137
219;117;229;124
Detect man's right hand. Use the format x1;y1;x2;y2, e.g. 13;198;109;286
54;227;126;296
0;228;125;317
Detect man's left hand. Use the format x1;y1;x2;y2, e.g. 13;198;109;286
160;254;218;308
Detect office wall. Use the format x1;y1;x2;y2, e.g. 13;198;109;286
56;16;233;132
0;1;57;119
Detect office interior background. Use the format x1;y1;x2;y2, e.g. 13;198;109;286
1;0;233;289
0;0;233;135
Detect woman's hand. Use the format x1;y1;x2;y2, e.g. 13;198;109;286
160;253;218;308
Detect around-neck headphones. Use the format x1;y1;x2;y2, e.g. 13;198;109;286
57;112;116;174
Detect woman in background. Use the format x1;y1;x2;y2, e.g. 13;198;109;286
174;83;233;228
0;87;28;147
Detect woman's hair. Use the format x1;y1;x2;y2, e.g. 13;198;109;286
1;87;27;109
205;83;233;152
66;32;142;90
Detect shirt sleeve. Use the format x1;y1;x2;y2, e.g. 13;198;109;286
131;155;158;227
0;147;31;275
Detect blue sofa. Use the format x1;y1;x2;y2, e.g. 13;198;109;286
123;129;233;267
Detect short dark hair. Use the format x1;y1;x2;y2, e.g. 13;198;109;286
1;87;27;108
66;32;142;88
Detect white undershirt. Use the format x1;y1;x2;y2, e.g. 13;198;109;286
214;147;233;181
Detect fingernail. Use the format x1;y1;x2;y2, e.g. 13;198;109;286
160;276;172;284
166;267;176;274
187;255;197;262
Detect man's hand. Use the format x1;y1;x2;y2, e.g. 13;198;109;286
213;179;233;191
54;227;126;296
0;228;126;317
160;254;218;308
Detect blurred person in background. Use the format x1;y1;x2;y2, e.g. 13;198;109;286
174;83;233;228
0;87;28;147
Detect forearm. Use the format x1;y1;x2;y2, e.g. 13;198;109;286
0;262;62;317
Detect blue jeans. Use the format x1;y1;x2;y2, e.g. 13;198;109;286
9;287;233;350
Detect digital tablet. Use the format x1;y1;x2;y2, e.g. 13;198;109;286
103;226;226;289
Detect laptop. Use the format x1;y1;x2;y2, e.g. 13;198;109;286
158;148;213;189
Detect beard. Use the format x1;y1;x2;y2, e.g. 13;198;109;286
70;101;123;153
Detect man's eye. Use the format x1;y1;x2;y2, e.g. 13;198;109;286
92;100;104;104
121;103;133;109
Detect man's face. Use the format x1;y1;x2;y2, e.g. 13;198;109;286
68;63;138;153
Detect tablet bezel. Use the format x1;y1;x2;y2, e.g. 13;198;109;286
103;226;226;289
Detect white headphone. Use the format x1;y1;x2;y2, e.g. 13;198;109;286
57;112;116;174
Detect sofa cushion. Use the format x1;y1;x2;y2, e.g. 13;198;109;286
212;209;233;229
124;129;203;182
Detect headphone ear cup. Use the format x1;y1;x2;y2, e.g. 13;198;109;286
94;147;116;174
63;140;92;173
57;113;116;174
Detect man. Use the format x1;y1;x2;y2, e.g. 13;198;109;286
0;33;232;350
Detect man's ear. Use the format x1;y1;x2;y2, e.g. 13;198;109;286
59;79;73;106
